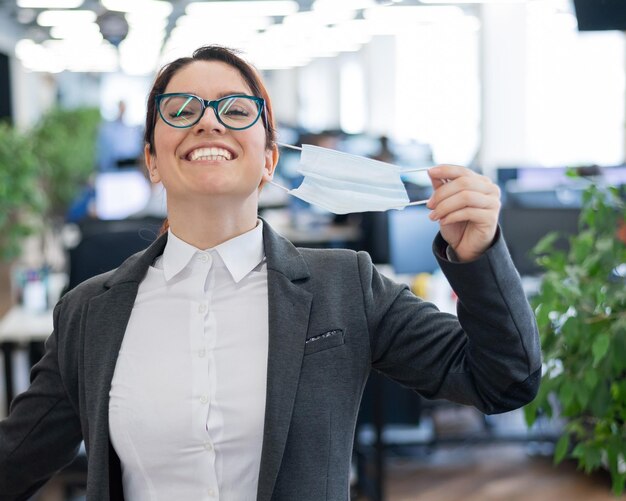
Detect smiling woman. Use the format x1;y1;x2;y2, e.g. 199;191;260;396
143;54;278;248
0;45;542;501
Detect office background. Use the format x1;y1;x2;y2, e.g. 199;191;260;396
0;0;625;500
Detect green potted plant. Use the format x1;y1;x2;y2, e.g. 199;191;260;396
32;106;101;220
0;122;45;262
524;182;626;495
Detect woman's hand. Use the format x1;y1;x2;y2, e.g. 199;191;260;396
427;165;501;262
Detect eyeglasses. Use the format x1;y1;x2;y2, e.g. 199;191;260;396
155;93;266;130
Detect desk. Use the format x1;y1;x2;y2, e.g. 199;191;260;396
0;306;53;414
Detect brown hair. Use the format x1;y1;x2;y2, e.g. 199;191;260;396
144;45;278;235
145;45;276;154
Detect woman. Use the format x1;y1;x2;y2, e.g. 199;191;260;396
0;46;540;501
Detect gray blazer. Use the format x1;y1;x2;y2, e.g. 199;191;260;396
0;222;541;501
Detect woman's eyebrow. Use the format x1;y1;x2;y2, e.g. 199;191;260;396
177;90;252;99
217;90;252;98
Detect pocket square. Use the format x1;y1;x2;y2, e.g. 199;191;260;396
305;329;342;344
304;329;345;355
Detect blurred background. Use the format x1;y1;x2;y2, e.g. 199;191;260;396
0;0;625;500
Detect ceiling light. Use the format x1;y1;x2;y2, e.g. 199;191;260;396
282;9;355;27
42;40;119;72
175;14;273;30
420;0;527;3
185;1;298;17
16;39;64;73
101;0;173;17
312;0;376;10
37;9;96;26
49;22;102;40
364;5;464;21
17;0;84;7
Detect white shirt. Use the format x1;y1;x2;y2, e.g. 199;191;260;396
109;221;269;501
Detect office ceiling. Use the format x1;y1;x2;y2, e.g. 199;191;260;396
0;0;478;73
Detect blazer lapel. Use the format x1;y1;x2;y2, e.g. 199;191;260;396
257;223;312;501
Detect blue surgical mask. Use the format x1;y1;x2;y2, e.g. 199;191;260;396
271;143;429;214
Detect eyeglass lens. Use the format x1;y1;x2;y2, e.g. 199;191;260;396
159;95;260;129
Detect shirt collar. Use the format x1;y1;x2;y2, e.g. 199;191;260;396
161;220;265;283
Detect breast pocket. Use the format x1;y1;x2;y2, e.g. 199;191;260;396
304;329;345;356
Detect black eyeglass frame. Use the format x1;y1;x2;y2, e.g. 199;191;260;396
155;93;267;131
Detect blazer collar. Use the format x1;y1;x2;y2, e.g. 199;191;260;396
262;218;310;282
102;217;310;288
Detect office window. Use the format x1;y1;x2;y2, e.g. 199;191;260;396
394;16;480;166
527;1;625;166
340;57;367;134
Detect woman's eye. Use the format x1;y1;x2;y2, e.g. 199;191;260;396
223;107;249;117
169;109;194;118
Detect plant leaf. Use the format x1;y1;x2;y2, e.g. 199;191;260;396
592;333;610;367
554;434;570;465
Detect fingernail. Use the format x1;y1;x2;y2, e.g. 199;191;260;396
426;198;433;208
429;211;438;221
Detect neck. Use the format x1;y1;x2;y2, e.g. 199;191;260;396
166;195;259;249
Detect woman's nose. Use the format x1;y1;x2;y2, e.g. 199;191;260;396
194;106;226;134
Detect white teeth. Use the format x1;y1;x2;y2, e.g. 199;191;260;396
188;147;233;161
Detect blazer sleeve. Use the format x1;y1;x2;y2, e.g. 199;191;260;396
359;228;542;415
0;297;83;501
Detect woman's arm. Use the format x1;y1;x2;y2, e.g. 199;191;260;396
360;164;540;414
360;233;541;414
0;298;83;501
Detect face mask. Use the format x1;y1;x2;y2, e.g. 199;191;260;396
270;143;430;215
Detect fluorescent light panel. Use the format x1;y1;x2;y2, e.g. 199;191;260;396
186;1;298;17
17;0;83;7
101;0;173;17
312;0;376;10
421;0;527;3
37;9;96;26
49;21;101;38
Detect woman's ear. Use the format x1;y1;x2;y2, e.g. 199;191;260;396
261;144;279;185
144;143;161;184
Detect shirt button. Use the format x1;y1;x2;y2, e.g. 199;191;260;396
200;395;208;404
198;253;209;263
204;441;213;451
208;488;216;497
198;348;206;358
198;303;208;314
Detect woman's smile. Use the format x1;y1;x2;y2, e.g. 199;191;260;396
188;147;232;162
181;141;238;164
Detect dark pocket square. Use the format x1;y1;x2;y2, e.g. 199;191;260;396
304;329;345;355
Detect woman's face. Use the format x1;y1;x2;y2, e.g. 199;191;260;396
145;60;277;205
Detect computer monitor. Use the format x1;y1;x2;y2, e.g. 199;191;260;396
499;207;581;276
573;0;626;31
602;164;626;186
387;205;440;275
94;170;151;220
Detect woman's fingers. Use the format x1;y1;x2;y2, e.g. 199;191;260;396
429;189;500;224
425;164;501;261
427;166;498;209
